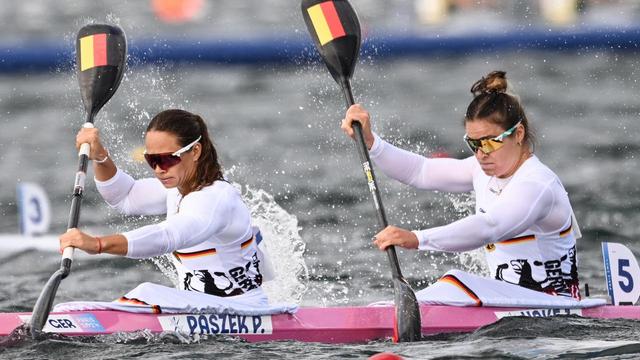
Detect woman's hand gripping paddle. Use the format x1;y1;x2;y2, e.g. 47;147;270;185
301;0;421;342
29;24;127;339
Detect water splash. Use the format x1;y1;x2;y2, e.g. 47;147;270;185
149;254;179;288
236;182;309;304
447;192;490;276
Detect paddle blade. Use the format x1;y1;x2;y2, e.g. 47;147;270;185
393;277;422;342
29;265;69;338
76;24;127;121
301;0;361;84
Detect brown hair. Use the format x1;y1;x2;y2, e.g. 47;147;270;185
147;109;223;194
465;71;535;148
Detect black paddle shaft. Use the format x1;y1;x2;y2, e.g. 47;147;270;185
68;115;93;230
341;77;422;343
29;114;94;339
340;79;405;279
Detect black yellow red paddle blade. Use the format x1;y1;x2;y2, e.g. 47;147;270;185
301;0;361;84
76;24;127;122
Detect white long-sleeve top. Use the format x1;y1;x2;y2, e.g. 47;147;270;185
369;134;581;298
96;169;265;298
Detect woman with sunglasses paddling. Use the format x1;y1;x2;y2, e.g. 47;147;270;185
342;71;581;299
58;109;276;312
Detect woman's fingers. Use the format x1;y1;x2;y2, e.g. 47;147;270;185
342;104;375;149
341;117;355;137
76;128;95;145
373;236;390;250
372;226;419;250
75;128;102;149
75;128;107;160
59;228;92;253
59;228;76;251
342;104;369;136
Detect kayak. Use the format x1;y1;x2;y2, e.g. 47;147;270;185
4;303;640;343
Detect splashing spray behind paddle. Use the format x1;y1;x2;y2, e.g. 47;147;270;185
238;182;309;303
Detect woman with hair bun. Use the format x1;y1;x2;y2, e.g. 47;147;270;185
59;109;271;310
342;71;581;299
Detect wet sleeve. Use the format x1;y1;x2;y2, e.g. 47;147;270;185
95;168;167;216
368;133;474;192
414;178;555;252
123;189;231;258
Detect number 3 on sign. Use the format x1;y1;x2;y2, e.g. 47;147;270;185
602;242;640;305
17;182;51;236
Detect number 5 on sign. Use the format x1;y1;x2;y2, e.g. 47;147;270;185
602;242;640;305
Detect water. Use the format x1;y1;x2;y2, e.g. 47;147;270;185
3;1;640;359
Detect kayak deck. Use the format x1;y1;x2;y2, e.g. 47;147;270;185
3;304;640;343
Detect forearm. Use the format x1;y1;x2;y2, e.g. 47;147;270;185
93;155;117;182
415;179;555;252
414;214;497;252
99;234;128;255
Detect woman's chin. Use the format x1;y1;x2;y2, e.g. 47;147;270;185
481;168;495;177
159;179;178;188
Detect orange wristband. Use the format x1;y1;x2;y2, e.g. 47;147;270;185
96;236;103;254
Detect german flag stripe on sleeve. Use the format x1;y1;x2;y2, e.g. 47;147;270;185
240;237;254;249
174;248;217;260
499;222;572;245
307;1;346;46
499;234;536;245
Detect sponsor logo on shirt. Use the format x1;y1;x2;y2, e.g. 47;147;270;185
158;314;273;335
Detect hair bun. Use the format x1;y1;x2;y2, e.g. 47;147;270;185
470;71;508;96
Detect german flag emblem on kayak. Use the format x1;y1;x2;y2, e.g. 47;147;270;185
79;33;118;71
306;1;347;46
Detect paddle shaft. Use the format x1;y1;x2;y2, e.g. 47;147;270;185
340;78;404;280
30;116;94;336
341;78;422;342
66;117;96;251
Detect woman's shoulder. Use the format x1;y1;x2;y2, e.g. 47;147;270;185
188;180;240;200
177;181;242;216
517;155;561;183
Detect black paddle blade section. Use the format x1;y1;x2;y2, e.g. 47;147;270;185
301;0;361;83
394;278;422;342
29;261;70;338
76;24;127;121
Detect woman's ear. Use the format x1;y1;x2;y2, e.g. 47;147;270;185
193;143;202;161
516;124;525;145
